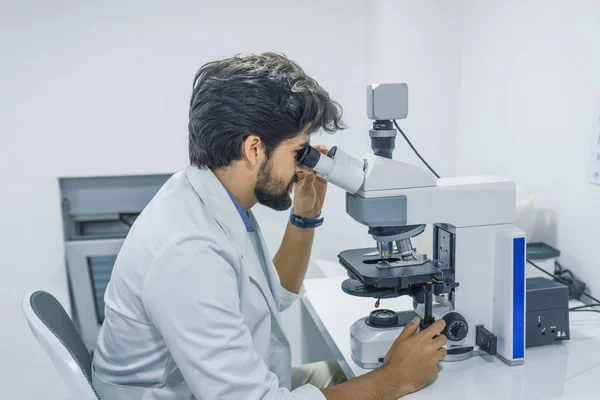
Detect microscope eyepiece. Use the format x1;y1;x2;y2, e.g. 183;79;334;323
295;145;365;194
296;146;321;169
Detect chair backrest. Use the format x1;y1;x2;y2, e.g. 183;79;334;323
22;291;99;400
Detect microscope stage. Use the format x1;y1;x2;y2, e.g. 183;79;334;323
338;247;442;289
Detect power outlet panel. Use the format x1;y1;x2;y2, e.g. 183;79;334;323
526;309;569;348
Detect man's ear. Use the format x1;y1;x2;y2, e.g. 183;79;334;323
242;134;265;167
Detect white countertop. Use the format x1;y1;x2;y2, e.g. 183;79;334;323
302;276;600;400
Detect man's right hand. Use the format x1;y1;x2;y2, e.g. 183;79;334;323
322;317;447;400
382;317;448;397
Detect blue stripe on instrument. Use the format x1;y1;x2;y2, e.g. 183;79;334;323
513;237;525;359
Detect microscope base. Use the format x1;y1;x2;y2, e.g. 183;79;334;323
350;311;476;369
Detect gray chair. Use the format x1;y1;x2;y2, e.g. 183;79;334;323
22;291;99;400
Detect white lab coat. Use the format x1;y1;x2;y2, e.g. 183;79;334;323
92;166;325;400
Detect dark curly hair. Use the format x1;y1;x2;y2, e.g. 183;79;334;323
188;52;345;169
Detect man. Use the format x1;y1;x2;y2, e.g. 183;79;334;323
92;52;447;399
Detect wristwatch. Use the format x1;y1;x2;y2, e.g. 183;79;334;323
289;209;324;229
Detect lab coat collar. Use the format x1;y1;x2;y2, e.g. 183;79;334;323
224;188;255;232
185;165;248;255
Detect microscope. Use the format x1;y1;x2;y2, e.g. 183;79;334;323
297;83;526;368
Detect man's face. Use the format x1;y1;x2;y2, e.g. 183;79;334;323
254;133;309;211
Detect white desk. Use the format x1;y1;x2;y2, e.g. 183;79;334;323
302;276;600;400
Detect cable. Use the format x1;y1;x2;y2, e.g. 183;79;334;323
569;310;600;314
560;269;576;279
570;304;600;311
555;261;596;311
393;120;441;179
555;262;576;280
527;259;600;306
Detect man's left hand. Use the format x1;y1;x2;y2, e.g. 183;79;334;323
292;145;328;219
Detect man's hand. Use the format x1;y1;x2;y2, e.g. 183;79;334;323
273;147;328;293
321;317;447;400
293;145;328;219
382;317;447;397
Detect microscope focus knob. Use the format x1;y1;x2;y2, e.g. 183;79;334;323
442;312;469;342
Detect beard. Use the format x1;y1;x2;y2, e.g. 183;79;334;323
254;159;298;211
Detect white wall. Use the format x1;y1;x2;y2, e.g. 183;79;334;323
457;0;600;295
1;1;367;397
0;1;464;398
362;0;465;253
365;0;464;178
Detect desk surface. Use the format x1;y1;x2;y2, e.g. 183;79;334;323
303;276;600;400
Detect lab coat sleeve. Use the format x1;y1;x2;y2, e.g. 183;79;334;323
143;239;325;400
277;284;300;312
